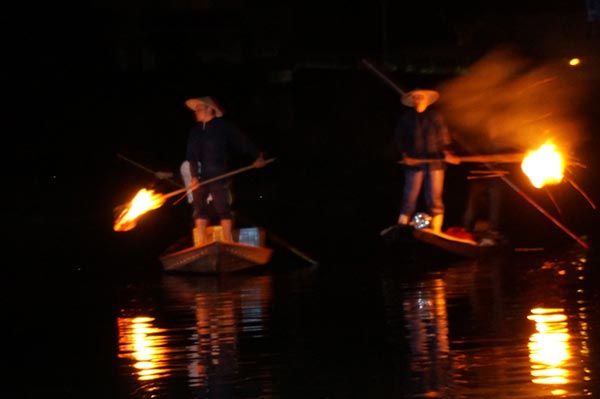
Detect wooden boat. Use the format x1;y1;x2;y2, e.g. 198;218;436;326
381;224;505;259
159;226;273;274
412;228;480;258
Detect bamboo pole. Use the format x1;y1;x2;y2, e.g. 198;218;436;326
398;153;526;165
360;58;405;95
467;172;508;180
565;176;596;210
162;158;276;200
498;175;589;249
117;153;182;189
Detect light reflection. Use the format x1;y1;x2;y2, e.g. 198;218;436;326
189;276;274;390
527;308;570;386
403;278;450;396
117;316;169;381
117;275;274;397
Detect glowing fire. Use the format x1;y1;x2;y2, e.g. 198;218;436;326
521;142;564;188
114;188;166;232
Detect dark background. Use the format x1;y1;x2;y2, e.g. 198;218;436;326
4;0;600;274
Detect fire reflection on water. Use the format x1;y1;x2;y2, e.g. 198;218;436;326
395;251;594;398
116;275;273;397
527;301;592;397
528;308;570;387
117;316;169;381
525;254;593;397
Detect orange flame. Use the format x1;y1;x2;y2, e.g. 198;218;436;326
114;188;166;232
521;141;564;188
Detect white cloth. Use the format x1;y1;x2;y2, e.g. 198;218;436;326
180;161;194;204
180;161;212;204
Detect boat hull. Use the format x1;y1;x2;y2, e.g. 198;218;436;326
412;228;479;258
160;241;273;274
159;226;273;274
382;224;505;259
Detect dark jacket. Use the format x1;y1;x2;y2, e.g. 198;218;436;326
185;118;259;179
394;107;450;170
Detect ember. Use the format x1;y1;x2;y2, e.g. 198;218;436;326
521;141;564;188
114;188;166;232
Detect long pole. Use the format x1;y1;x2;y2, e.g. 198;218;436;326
162;158;276;200
117;153;182;189
398;153;526;165
360;58;405;95
498;175;589;249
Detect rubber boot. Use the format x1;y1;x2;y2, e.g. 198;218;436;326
194;218;209;246
431;214;444;233
220;219;233;242
397;214;410;225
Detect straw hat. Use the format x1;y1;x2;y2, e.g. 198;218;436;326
185;96;224;117
401;89;440;107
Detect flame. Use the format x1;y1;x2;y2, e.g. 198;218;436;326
114;188;166;232
521;141;564;188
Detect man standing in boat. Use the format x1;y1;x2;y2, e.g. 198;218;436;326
393;88;457;233
184;96;266;244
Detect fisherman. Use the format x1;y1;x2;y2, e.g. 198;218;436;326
392;88;457;233
183;96;266;244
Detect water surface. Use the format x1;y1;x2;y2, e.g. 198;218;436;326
108;246;600;398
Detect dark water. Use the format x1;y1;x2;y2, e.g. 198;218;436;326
118;245;600;399
9;242;598;398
